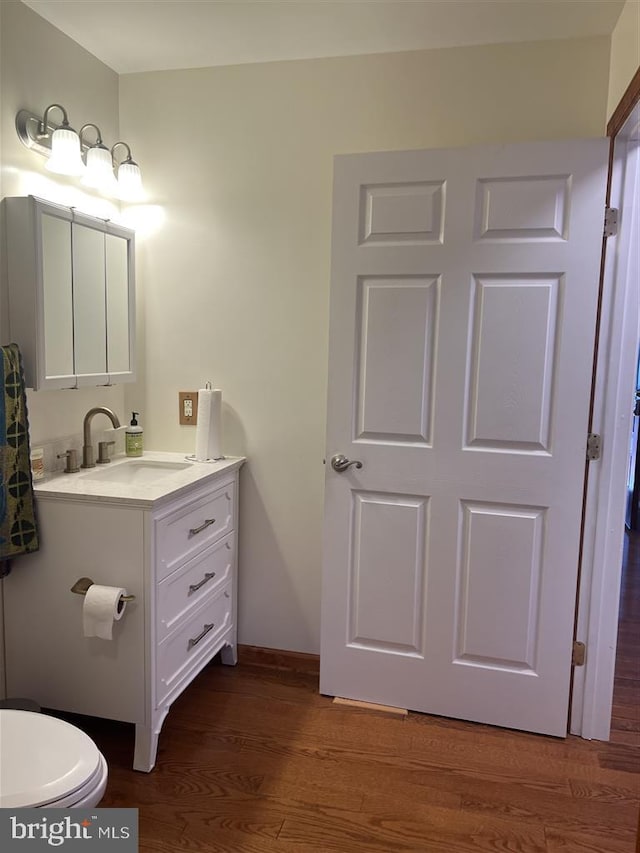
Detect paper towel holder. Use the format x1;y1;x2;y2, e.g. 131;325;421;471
71;576;136;605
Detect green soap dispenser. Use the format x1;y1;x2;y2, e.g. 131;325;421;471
125;411;143;457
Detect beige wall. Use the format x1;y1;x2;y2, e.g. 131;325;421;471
607;0;640;119
0;0;126;448
120;37;610;653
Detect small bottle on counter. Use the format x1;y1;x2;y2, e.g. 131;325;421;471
30;447;45;481
125;412;143;457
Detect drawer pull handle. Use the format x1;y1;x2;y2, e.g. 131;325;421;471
188;572;216;595
189;518;215;537
188;623;215;650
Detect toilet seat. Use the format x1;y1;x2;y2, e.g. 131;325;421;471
43;753;108;808
0;710;108;808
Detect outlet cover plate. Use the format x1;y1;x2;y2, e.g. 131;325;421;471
179;391;198;425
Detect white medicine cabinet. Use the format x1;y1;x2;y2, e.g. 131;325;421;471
4;195;135;390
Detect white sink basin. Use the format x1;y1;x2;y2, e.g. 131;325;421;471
82;459;192;485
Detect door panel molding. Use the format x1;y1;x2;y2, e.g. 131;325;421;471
455;499;545;673
347;490;429;657
465;273;561;452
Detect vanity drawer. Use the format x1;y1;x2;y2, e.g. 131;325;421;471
157;533;233;640
156;482;235;579
156;585;232;704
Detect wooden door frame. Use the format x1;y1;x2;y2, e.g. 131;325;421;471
630;393;640;529
571;68;640;739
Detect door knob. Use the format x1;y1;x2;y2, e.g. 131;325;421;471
331;454;363;472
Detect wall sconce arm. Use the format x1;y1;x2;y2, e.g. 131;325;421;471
39;103;70;137
79;123;105;148
111;141;136;166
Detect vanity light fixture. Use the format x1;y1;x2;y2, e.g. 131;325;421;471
111;142;143;201
80;123;117;192
15;104;143;198
40;104;85;176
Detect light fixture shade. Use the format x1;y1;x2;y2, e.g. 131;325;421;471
117;161;143;201
45;127;85;176
83;145;117;192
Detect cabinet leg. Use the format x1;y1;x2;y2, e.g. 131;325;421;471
133;724;159;773
220;640;238;666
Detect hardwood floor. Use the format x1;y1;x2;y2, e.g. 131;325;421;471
611;531;640;753
77;541;639;852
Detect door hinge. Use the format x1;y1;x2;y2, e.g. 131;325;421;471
586;433;601;461
604;206;619;238
572;640;586;667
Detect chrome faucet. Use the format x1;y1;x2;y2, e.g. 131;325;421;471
82;407;121;468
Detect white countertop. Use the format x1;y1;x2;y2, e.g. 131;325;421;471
34;451;245;509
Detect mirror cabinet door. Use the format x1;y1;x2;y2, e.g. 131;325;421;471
41;213;74;383
105;233;131;375
72;222;108;381
6;197;135;389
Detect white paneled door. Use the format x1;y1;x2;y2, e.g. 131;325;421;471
320;139;608;736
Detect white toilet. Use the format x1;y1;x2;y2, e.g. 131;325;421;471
0;710;108;808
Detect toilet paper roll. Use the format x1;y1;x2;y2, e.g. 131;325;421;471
194;388;223;461
82;584;127;641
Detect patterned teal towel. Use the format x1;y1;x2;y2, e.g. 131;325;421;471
0;344;39;576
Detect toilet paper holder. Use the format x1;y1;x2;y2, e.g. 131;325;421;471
70;576;136;603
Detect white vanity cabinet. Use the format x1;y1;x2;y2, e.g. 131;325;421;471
3;458;242;772
4;195;135;389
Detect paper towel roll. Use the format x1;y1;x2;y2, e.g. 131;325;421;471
194;387;223;460
207;389;223;460
195;388;212;461
82;584;127;640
